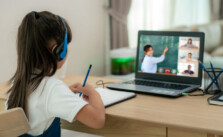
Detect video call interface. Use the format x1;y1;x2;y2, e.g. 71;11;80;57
138;35;200;77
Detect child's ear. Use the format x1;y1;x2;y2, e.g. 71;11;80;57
51;44;58;53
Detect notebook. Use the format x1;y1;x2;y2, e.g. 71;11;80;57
95;88;136;107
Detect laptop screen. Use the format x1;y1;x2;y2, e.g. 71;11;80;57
136;31;204;85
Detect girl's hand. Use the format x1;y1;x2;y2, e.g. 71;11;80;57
82;94;89;101
69;83;96;97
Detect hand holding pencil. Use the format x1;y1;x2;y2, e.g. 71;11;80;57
69;64;93;100
69;83;95;100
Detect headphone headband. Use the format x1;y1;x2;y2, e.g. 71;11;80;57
54;15;68;61
57;16;67;33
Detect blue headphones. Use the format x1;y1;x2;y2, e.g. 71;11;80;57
53;16;68;61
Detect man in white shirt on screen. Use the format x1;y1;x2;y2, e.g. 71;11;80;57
141;45;168;73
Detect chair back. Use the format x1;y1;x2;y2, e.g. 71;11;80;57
0;108;30;137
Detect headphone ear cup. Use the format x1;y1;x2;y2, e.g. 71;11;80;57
53;43;64;61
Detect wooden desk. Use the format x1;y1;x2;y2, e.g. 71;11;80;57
0;74;223;137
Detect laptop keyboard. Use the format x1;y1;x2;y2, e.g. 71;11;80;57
123;80;189;90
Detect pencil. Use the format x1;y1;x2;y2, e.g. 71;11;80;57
199;60;219;89
210;62;220;89
79;64;92;97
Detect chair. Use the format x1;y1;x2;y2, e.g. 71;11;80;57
0;107;102;137
0;108;30;137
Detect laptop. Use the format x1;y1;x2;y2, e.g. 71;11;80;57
107;31;205;97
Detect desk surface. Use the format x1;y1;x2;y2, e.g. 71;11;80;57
0;74;223;134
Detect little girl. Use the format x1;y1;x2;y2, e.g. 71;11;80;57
6;11;105;137
141;45;168;73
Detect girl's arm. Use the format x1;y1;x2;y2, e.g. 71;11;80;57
69;83;105;129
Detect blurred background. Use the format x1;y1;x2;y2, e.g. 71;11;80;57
0;0;223;82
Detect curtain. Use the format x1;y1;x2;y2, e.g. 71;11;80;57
220;0;223;19
127;0;211;48
108;0;132;49
210;0;223;20
172;0;211;26
127;0;174;48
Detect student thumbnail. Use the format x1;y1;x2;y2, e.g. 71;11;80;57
182;65;195;76
186;52;197;62
181;38;198;48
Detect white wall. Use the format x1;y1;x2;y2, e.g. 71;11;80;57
0;0;106;82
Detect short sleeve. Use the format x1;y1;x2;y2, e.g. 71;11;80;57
46;82;88;122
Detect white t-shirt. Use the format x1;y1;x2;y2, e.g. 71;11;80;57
141;55;165;73
5;76;88;136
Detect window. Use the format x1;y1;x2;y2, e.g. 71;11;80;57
127;0;210;48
